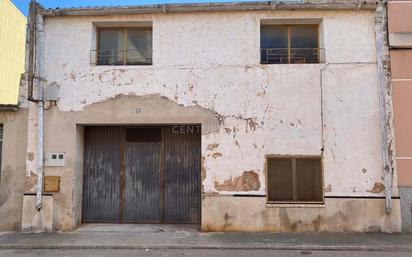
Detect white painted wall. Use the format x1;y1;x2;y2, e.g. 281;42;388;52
42;9;397;197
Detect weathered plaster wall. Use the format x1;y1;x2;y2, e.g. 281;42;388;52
202;196;401;232
43;95;219;230
0;110;28;231
32;9;400;231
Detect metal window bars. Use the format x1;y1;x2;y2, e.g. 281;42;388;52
91;49;152;65
91;48;323;65
260;48;325;64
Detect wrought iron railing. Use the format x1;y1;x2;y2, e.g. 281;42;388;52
91;49;152;65
260;48;325;64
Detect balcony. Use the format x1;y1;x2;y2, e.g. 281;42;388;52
90;49;152;65
260;48;325;64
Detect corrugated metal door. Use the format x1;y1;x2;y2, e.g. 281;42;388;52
163;125;201;224
123;128;161;222
82;126;200;224
83;127;123;222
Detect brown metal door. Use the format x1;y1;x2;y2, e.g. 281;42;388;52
163;125;201;224
82;126;200;224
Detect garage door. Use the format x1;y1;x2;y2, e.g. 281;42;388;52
82;126;201;224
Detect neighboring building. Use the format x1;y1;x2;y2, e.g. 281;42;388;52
0;0;405;232
0;0;27;231
388;0;412;232
0;0;26;106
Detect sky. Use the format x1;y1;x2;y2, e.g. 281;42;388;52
11;0;256;16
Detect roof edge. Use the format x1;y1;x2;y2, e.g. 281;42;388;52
39;1;378;17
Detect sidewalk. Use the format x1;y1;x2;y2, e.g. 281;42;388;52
0;224;411;252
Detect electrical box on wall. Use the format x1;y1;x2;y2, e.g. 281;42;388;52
45;152;65;167
45;82;59;101
44;176;60;192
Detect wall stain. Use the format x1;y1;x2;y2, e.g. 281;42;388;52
25;171;38;192
201;156;207;194
207;143;219;151
69;72;76;82
324;184;332;193
247;119;257;131
367;225;380;232
319;211;348;232
214;170;260;191
212;153;222;159
223;212;234;230
27;152;34;161
367;182;385;193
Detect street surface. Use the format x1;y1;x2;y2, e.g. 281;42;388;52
1;249;411;257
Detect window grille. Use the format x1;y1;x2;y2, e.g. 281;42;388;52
260;25;324;64
91;27;152;65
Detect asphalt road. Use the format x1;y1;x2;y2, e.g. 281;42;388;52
1;249;411;257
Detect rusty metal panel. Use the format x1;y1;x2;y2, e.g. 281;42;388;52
83;127;123;222
266;156;323;203
82;125;201;224
124;141;161;222
163;125;201;224
296;158;323;202
267;158;294;202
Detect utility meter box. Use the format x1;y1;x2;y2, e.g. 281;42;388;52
45;82;59;101
44;176;60;192
45;152;65;167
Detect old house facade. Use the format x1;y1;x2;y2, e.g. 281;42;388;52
0;0;405;232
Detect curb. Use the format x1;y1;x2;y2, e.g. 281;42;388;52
0;244;412;252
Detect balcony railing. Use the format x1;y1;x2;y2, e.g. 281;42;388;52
91;49;152;65
260;48;325;64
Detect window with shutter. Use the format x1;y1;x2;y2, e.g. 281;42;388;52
266;156;323;204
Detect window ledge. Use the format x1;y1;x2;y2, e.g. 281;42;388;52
259;63;325;65
90;64;153;68
266;203;325;208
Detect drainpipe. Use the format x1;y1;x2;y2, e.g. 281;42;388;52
36;100;44;211
375;1;395;214
28;0;45;211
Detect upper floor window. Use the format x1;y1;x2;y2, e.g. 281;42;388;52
260;24;322;64
92;27;152;65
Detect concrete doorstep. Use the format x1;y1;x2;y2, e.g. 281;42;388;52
0;225;412;252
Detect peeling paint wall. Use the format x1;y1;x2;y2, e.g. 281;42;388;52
8;9;400;231
42;94;219;230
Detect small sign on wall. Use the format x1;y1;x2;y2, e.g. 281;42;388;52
44;176;60;193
